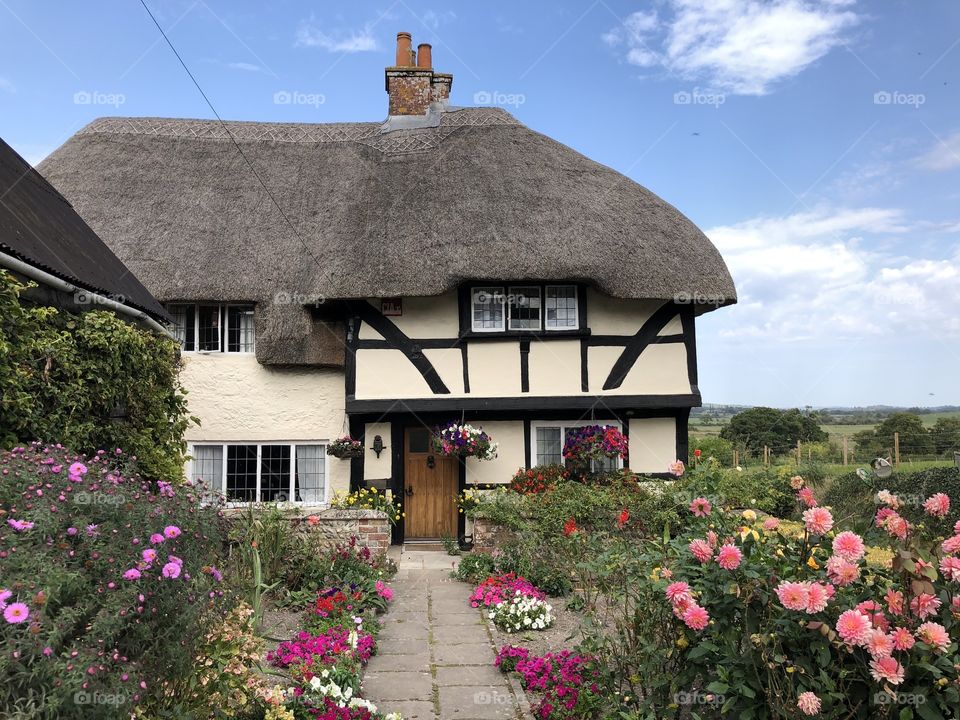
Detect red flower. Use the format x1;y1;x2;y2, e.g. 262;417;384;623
563;517;578;536
617;509;630;529
694;449;702;458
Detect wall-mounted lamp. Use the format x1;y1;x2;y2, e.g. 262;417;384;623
372;435;386;458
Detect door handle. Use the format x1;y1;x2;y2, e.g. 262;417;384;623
405;486;414;497
427;455;435;469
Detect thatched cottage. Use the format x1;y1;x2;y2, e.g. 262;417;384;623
40;33;736;542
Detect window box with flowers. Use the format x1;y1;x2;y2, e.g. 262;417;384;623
432;422;498;461
327;436;364;459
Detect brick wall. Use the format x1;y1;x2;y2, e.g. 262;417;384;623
385;70;433;115
472;517;516;555
224;507;391;556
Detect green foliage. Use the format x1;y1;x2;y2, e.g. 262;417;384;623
931;417;960;455
674;461;796;517
452;551;497;584
852;412;936;459
689;434;734;466
719;407;827;456
0;444;234;719
0;271;191;482
440;534;461;556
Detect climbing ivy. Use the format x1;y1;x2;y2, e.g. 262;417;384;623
0;270;193;481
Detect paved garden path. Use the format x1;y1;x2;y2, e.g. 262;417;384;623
364;550;532;719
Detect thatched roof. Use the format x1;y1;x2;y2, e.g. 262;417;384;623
0;138;168;322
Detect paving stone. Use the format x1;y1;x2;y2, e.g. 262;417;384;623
366;652;433;674
384;611;430;624
373;700;436;719
434;642;496;666
377;637;429;655
363;671;434;701
431;597;472;614
432;624;490;645
438;685;516;719
431;612;484;627
379;622;431;640
435;665;506;686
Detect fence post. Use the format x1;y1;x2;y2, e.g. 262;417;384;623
733;449;739;468
894;432;900;467
763;445;769;466
843;436;848;466
796;440;802;466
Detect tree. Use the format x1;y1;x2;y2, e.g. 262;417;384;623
852;413;935;460
931;417;960;455
719;407;828;457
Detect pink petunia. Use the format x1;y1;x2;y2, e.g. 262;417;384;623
716;544;742;570
776;582;810;612
916;622;950;653
3;602;30;624
869;656;905;685
802;507;833;535
681;604;709;631
688;539;714;564
922;493;950;518
797;692;821;716
689;497;711;517
832;531;865;562
836;609;872;646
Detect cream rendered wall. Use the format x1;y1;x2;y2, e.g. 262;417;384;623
629;417;678;473
354;348;464;398
466;342;522;396
587;344;691;395
527;340;581;395
382;292;460;338
465;420;524;485
362;422;392;483
180;353;350;497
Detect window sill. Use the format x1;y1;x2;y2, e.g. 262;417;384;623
461;328;590;340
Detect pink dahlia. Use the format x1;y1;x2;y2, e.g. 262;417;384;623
832;531;865;562
797;691;821;716
869;656;905;685
797;487;817;508
916;622;950;653
909;593;941;620
891;627;915;651
922;492;950;518
941;535;960;555
802;507;833;535
836;609;872;646
682;604;709;631
688;539;714;564
716;544;742;570
762;517;780;531
776;582;810;612
3;602;29;624
884;589;904;616
865;629;894;659
805;583;830;613
668;460;685;478
665;582;692;604
826;555;860;586
883;514;910;540
689;497;711;517
940;556;960;582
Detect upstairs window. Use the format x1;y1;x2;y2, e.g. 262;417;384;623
168;303;255;353
469;284;578;333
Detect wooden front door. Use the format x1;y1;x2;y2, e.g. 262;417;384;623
404;427;458;539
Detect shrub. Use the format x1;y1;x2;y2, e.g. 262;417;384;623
0;443;233;719
0;271;191;483
452;551;496;584
329;488;402;525
689;435;734;466
508;464;567;495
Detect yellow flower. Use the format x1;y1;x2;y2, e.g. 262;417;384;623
807;556;819;570
675;636;689;649
741;509;757;523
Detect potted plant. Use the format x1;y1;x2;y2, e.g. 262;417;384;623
327;435;364;459
432;422;498;460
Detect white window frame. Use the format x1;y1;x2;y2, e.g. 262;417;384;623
528;420;623;470
471;287;506;332
187;441;330;506
544;285;579;331
166;303;255;354
507;285;542;331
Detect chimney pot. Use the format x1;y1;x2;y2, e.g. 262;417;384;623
395;32;413;67
417;43;432;69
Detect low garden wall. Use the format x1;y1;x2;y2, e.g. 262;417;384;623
472;516;516;554
224;507;391;556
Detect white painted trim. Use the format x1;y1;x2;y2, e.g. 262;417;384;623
169;303;256;354
187;440;331;507
528;420;623;469
470;286;506;332
544;285;579;331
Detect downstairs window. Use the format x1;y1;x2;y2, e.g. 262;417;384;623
189;443;327;504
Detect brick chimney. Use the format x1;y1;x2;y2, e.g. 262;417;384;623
385;32;452;115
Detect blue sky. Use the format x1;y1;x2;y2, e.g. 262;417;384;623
1;0;958;408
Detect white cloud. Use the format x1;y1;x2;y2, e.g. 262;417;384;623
706;207;960;342
913;131;960;172
604;0;858;95
295;21;378;53
421;9;456;29
227;61;262;72
0;77;14;93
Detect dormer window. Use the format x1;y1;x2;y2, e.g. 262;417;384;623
468;284;580;334
168;303;255;353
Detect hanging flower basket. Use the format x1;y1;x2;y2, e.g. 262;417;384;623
327;436;364;459
432;422;498;461
562;425;628;464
